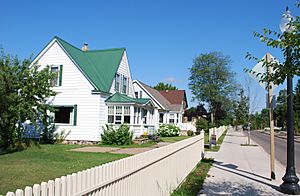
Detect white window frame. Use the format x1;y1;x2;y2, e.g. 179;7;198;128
51;66;60;87
122;76;128;94
115;74;120;93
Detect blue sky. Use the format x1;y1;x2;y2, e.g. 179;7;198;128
1;0;299;113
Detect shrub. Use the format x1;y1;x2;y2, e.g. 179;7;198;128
158;124;180;137
196;118;209;133
148;133;160;142
101;124;133;145
187;130;194;136
54;129;71;144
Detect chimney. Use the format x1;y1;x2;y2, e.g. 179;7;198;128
81;42;89;51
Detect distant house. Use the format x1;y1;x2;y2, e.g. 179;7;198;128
33;36;156;141
133;80;188;127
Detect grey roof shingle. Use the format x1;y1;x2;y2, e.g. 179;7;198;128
137;81;172;110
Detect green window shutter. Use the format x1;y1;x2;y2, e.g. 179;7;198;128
73;104;77;126
59;65;63;86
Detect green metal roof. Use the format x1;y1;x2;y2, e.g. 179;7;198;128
105;93;151;105
54;36;125;92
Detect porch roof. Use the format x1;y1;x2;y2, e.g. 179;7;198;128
105;93;151;105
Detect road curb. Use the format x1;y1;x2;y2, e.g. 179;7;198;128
260;131;300;143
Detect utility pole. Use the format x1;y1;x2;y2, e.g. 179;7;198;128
266;52;276;180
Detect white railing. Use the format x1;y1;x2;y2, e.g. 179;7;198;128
6;131;205;196
178;122;196;132
208;125;228;143
129;124;155;137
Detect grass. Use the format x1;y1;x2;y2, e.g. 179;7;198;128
160;135;191;143
0;144;129;195
205;129;227;152
98;141;157;148
171;158;214;196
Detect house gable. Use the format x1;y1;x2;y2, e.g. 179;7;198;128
132;80;170;110
109;51;135;97
33;36;125;93
35;40;95;91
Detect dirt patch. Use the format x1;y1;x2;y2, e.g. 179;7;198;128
70;146;121;153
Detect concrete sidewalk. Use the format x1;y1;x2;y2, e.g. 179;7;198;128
199;127;292;196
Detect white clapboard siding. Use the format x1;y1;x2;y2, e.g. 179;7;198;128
36;41;101;141
5;129;211;196
109;52;135;97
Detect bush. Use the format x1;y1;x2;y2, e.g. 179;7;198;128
54;129;71;144
101;124;133;145
187;130;194;136
158;124;180;137
196;118;209;133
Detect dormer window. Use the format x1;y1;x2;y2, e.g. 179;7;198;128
50;65;63;87
122;76;128;94
115;74;120;92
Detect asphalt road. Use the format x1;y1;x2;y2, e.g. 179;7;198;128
248;130;300;174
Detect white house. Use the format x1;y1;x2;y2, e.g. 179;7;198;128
132;80;188;127
33;36;157;142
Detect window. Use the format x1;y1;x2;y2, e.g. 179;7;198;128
135;92;138;98
108;106;114;123
159;113;164;123
115;74;120;92
115;106;122;124
169;114;175;124
51;65;63;87
149;110;154;124
122;76;128;94
54;105;77;125
142;109;147;124
124;106;130;124
51;67;59;86
139;90;143;98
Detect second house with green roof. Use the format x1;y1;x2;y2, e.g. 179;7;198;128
33;36;156;142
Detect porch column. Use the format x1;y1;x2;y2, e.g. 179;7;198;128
146;109;150;125
130;106;134;125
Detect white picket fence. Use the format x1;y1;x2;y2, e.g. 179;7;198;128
6;131;205;196
208;125;228;143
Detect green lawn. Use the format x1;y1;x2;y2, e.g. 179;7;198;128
98;141;157;148
0;144;129;195
171;158;214;196
160;135;191;143
205;129;227;152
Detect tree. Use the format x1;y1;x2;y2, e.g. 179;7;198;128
153;82;177;91
189;51;237;125
294;80;300;133
275;89;288;129
184;104;207;119
235;89;249;125
0;52;56;149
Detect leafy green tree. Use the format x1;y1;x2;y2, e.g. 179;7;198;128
245;6;300;87
235;89;249;125
294;80;300;133
184;105;207;119
189;51;237;125
153;82;178;91
0;52;56;149
275;89;288;129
